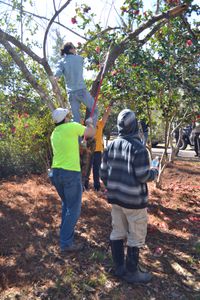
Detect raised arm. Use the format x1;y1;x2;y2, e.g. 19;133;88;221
102;105;111;127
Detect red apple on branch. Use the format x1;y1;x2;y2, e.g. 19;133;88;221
186;39;193;47
71;17;77;24
133;10;140;15
95;46;100;54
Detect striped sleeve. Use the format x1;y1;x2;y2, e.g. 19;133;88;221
100;148;108;186
134;148;158;183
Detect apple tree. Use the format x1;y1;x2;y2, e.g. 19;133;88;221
0;0;190;109
0;0;199;183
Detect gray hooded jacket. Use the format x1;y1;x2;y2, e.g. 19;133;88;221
100;109;158;209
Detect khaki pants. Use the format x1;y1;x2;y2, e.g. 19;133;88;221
110;205;148;248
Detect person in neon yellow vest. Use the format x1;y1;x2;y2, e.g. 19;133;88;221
50;108;95;253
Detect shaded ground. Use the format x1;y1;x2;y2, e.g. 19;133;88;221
0;161;200;300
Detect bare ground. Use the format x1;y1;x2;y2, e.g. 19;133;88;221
0;161;200;300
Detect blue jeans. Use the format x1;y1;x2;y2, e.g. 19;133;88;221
68;88;98;126
85;151;102;189
93;151;102;189
51;169;82;250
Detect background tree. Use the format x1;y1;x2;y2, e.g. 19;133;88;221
0;0;190;108
0;0;199;182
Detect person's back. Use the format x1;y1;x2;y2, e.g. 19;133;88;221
101;110;156;208
100;109;158;284
56;54;86;92
51;121;85;171
103;136;151;208
54;42;98;125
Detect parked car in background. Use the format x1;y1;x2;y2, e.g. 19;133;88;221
174;125;194;150
108;127;164;147
150;126;165;147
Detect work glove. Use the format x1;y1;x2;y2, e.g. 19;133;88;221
85;117;93;126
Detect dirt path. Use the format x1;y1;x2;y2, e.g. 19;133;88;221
0;161;200;300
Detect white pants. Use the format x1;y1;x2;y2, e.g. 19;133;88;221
110;205;148;248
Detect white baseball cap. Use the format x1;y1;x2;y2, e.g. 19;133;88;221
52;108;69;123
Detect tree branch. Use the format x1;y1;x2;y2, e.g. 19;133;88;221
123;4;188;44
0;28;43;64
113;5;128;30
175;73;200;96
91;4;188;97
41;60;66;107
0;38;55;111
43;0;73;60
53;0;57;14
54;20;88;40
0;1;190;110
82;26;121;49
180;15;198;42
0;0;87;42
155;0;161;14
0;30;66;107
138;20;167;46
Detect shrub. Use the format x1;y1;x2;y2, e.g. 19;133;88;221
0;111;54;178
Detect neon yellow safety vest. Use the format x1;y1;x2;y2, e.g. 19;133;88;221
51;122;85;171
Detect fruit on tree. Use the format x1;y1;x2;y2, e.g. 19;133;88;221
186;39;193;46
95;46;100;53
71;17;77;24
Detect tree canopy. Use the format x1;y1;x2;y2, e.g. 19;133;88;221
0;0;199;180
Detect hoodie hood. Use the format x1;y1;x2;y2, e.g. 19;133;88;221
117;109;139;137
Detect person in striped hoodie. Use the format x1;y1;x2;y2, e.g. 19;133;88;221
100;109;158;284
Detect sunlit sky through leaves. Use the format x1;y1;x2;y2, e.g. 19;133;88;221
26;0;155;55
0;0;198;79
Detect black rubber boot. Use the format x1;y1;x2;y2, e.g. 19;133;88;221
123;247;152;284
110;239;126;278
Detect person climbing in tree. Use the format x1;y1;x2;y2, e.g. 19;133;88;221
85;104;111;191
54;42;98;126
